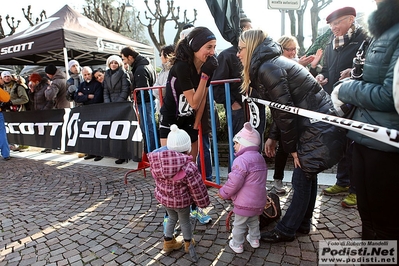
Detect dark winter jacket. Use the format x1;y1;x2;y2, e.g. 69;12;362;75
338;0;399;153
28;79;55;110
66;71;83;102
47;69;69;109
130;55;156;104
103;68;131;103
212;46;243;107
249;37;346;175
320;27;368;94
74;78;104;105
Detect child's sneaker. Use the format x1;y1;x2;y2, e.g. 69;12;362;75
246;234;260;248
229;240;243;253
191;207;212;224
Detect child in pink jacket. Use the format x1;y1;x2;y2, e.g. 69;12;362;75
218;122;268;253
148;124;210;254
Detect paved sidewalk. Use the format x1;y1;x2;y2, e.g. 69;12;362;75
0;150;361;265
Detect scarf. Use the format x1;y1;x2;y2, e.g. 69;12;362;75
333;24;357;50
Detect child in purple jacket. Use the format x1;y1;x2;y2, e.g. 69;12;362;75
218;122;268;253
148;124;210;254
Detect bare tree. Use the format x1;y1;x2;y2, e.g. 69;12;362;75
0;15;21;39
83;0;126;33
137;0;197;52
22;5;47;27
0;6;47;39
83;0;147;43
310;0;333;43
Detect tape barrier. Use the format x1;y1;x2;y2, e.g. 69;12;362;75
249;97;399;149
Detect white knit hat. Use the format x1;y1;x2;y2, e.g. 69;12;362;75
106;55;123;68
167;124;192;153
1;71;11;78
68;60;80;70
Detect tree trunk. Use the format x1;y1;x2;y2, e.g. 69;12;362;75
296;10;305;55
288;10;296;36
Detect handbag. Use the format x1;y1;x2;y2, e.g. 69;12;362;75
225;192;282;231
259;192;282;228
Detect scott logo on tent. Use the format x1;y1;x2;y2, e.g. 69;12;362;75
1;41;34;55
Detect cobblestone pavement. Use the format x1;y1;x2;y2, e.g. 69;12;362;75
0;152;361;266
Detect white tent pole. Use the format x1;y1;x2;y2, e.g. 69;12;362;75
63;47;73;108
63;47;70;80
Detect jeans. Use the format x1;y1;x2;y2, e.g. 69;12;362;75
0;113;10;159
276;167;318;237
254;103;266;151
231;108;246;137
335;140;355;194
273;139;289;180
231;214;260;246
352;143;399;241
164;206;192;241
197;133;212;181
138;101;156;152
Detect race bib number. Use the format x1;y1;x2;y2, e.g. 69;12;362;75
178;94;193;117
247;98;260;128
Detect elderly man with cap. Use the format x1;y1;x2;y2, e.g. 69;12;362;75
66;60;83;103
316;7;369;209
315;7;368;94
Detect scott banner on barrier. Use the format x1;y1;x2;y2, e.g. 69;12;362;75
3;102;143;161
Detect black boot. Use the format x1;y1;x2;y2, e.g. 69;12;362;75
115;158;127;164
260;229;295;243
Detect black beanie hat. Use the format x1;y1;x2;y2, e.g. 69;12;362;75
45;64;57;75
187;27;216;52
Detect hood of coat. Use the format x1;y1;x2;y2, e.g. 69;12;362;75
249;37;282;83
368;0;399;39
131;55;150;72
148;149;193;179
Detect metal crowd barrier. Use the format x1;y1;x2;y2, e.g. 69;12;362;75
125;79;241;188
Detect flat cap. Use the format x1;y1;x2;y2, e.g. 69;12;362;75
326;7;356;24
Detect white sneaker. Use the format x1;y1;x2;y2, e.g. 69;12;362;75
246;235;260;248
229;240;243;253
273;179;286;194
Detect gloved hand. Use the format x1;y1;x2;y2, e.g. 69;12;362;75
200;55;218;77
0;100;13;109
331;83;345;116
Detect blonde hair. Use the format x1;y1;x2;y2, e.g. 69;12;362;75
239;29;268;94
276;35;299;50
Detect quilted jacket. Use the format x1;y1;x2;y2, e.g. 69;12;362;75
148;148;210;209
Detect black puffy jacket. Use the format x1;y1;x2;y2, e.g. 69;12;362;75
249;37;346;175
